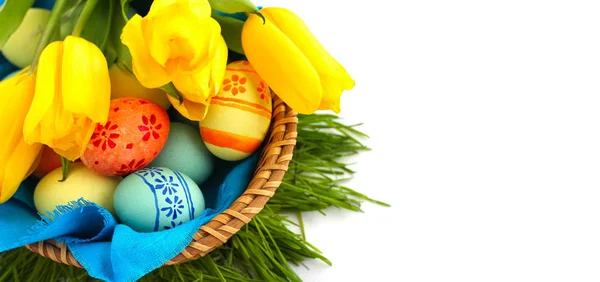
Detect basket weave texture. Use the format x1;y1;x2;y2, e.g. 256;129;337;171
25;96;298;267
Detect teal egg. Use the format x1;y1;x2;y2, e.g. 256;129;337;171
149;122;214;184
113;167;205;232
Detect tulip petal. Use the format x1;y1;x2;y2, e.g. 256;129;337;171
148;0;211;19
318;76;344;114
187;19;222;72
147;0;177;15
34;42;75;148
171;68;211;102
0;139;42;204
62;36;110;124
23;41;63;145
0;71;36;175
167;95;210;121
121;14;170;88
242;13;322;114
171;35;227;102
262;8;355;91
187;0;212;18
143;5;218;73
210;35;228;94
0;70;42;203
51;117;95;161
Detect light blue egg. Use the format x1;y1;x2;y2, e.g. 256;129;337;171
149;122;214;184
114;167;205;232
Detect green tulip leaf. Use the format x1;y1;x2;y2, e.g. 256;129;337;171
108;0;133;68
0;0;36;49
104;44;118;68
211;11;245;55
120;0;132;21
208;0;258;14
80;0;114;52
161;83;183;104
58;0;87;39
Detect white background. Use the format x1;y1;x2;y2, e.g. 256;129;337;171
259;0;600;281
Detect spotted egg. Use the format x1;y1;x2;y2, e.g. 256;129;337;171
81;98;170;176
199;60;273;161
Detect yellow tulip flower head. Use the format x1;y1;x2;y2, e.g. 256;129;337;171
23;36;111;161
121;0;228;121
0;70;43;204
242;8;355;115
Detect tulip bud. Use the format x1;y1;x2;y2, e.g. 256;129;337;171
242;8;355;114
0;70;43;204
23;36;110;161
121;0;228;121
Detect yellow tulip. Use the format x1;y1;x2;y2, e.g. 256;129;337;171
242;8;355;114
121;0;228;121
166;35;228;121
0;70;43;204
23;36;110;161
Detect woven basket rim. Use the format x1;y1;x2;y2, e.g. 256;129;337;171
26;96;298;268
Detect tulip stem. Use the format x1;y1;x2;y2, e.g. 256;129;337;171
30;0;69;73
72;0;99;37
59;157;71;182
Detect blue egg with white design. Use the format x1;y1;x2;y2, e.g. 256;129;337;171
113;167;206;232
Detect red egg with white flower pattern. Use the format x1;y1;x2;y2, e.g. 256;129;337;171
81;98;170;176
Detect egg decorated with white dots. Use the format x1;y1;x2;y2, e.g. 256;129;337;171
113;167;205;232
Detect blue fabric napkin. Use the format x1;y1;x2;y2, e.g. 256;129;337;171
0;153;258;282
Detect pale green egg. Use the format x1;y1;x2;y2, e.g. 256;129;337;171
34;163;122;217
149;122;214;184
2;8;51;68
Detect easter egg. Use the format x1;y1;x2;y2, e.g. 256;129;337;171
2;8;51;68
149;123;214;184
113;167;205;232
109;65;171;110
81;98;170;176
34;163;122;216
33;146;63;178
199;61;272;161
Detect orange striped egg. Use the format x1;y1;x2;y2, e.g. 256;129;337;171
199;61;272;161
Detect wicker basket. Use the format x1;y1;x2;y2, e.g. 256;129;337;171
25;96;298;268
